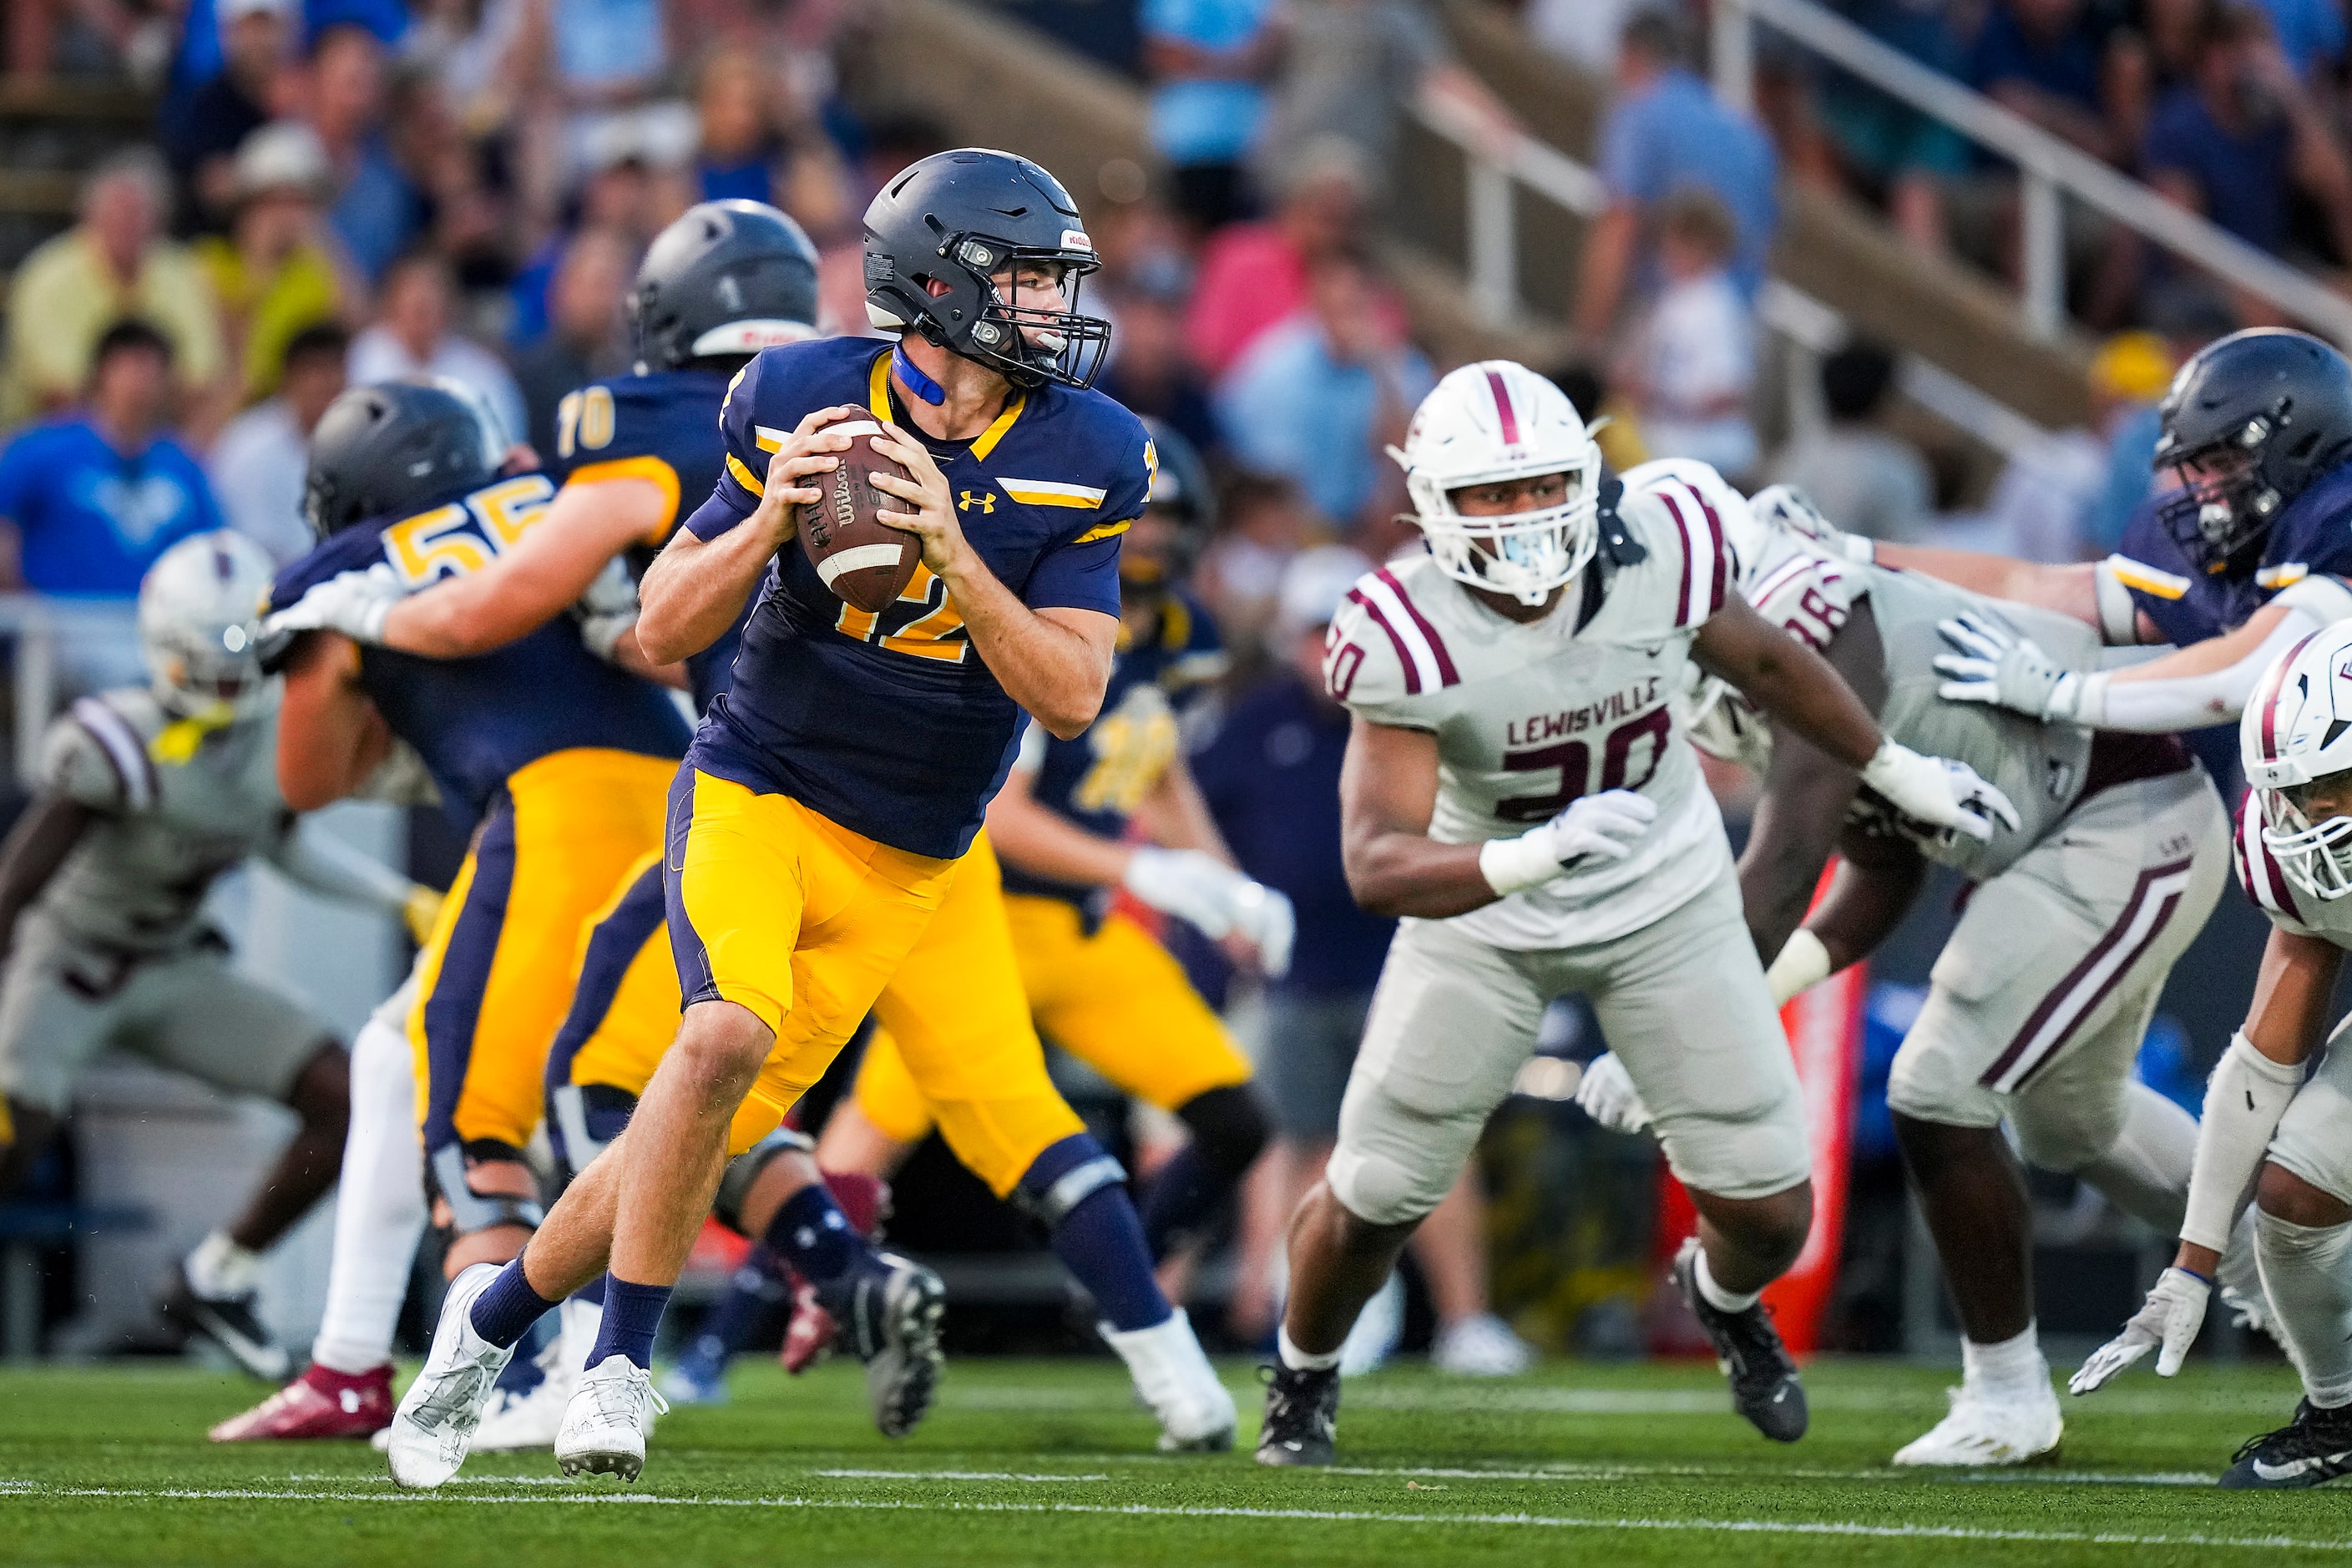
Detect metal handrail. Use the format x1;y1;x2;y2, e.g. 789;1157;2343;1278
1713;0;2352;346
1406;89;2071;472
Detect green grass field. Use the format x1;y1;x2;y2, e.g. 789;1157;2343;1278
1;1356;2345;1566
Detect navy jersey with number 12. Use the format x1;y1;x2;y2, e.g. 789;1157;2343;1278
683;336;1152;859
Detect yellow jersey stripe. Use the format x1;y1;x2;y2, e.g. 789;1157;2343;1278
2108;557;2189;600
726;453;766;498
867;349;892;421
969;394;1026;462
1069;517;1132;544
1000;479;1109;509
566;455;682;542
2258;563;2309;589
753;425;787;453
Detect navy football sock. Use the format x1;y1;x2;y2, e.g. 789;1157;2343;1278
1019;1136;1170;1333
1137;1143;1223;1263
488;1314;554;1395
572;1272;606;1308
589;1276;673;1370
468;1254;559;1350
685;1252;781;1364
761;1186;869;1286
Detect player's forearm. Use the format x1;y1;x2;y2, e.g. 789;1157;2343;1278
269;821;416;915
1341;827;1496;919
1875;546;2099;625
984;783;1133;889
1699;607;1884;771
945;558;1110;741
277;635;392;811
2075;599;2312;731
1137;761;1239;866
638;524;776;665
1804;841;1926;971
0;795;90;953
1737;742;1859;963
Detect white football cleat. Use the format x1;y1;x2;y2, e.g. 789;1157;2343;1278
1892;1383;2062;1467
1432;1312;1533;1377
556;1354;670;1479
386;1263;514;1490
470;1362;571;1452
1102;1308;1236;1452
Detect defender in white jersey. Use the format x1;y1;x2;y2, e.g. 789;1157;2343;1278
0;534;431;1381
1257;363;2019;1467
2074;624;2352;1488
1626;487;2232;1466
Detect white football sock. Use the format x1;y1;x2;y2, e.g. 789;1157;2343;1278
185;1230;260;1297
1960;1323;2050;1402
1277;1324;1343;1373
310;997;430;1375
2255;1211;2352;1409
2072;1083;2198;1234
1693;1249;1762;1314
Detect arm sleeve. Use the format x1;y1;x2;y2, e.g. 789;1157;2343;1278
2078;589;2337;731
685;356;770;541
2180;1032;2304;1252
264;815;415;915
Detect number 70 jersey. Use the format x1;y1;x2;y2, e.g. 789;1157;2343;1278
1324;460;1747;951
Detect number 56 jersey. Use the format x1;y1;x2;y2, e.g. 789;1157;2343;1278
1324;460;1745;952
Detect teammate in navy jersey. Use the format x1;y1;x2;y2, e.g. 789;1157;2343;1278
266;383;690;1363
1790;330;2352;741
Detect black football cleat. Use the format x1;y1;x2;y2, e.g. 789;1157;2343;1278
2220;1399;2352;1490
819;1251;947;1440
1672;1237;1807;1443
160;1265;291;1382
1256;1361;1341;1468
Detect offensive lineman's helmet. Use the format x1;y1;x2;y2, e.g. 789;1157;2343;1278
862;149;1110;389
632;200;821;372
1122;418;1215;588
1393;361;1603;606
2243;621;2352;900
304;381;500;539
2153;328;2352;571
139;530;276;716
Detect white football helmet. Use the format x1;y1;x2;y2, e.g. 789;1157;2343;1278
139;530;276;716
2243;621;2352;900
1391;361;1601;606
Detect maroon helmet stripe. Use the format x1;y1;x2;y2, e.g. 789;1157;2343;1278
2258;630;2320;761
1485;369;1520;447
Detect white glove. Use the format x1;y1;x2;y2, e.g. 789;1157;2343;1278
1478;789;1658;897
1227;879;1295;979
1574;1051;1654;1135
1932;611;2087;722
1753;483;1874;563
263;564;405;645
1123;848;1290;974
1858;741;2021;846
2068;1267;2210;1394
574;558;642;664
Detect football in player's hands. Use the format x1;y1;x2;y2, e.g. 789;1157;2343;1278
799;421;919;614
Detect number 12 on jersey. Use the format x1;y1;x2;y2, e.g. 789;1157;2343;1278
836;561;969;662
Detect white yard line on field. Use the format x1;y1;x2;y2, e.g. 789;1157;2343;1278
942;1383;2299;1419
4;1482;2345;1551
811;1469;1110;1482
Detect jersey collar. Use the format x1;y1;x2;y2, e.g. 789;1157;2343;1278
867;344;1028;462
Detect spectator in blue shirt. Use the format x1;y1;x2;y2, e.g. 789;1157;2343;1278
1575;7;1777;344
1144;0;1280;233
2142;4;2352;265
1192;545;1528;1372
0;321;225;693
1967;0;2132;164
1215;253;1433;535
304;23;423;281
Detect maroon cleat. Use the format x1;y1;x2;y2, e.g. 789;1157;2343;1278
210;1363;395;1441
780;1274;838;1375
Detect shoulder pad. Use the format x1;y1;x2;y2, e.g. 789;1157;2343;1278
1323;564;1453;726
1611;467;1737;634
43;693;163;811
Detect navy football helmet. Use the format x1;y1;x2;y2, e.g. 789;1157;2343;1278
862;149;1110;390
2153;327;2352;570
304;381;500;538
632;200;821;372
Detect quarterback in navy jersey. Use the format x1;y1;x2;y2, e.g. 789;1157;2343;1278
1795;329;2352;741
387;149;1235;1492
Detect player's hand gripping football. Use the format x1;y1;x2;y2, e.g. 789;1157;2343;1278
1933;612;2087;722
751;403;868;542
2069;1267;2210;1394
867;419;968;579
1574;1051;1655;1136
1858;741;2021;845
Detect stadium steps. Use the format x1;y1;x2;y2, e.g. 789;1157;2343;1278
0;77;156;302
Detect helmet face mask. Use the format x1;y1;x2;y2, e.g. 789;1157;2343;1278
2152;327;2352;572
2263;779;2352;901
139;532;276;719
2154;427;2275;566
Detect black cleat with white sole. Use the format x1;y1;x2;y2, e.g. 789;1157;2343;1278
820;1251;946;1439
159;1267;291;1382
2221;1399;2352;1490
1256;1362;1340;1467
1672;1237;1806;1443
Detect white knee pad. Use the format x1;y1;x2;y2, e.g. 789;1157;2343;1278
1326;1085;1470;1228
2009;1089;2128;1175
2255;1210;2352;1404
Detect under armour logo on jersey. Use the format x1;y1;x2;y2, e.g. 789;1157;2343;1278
959;491;996;513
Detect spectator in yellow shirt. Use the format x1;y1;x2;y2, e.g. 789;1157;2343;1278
195;122;361;404
3;149;228;429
